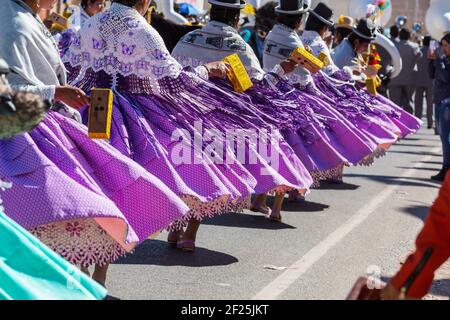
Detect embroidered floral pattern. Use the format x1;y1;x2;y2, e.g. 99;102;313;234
29;219;126;268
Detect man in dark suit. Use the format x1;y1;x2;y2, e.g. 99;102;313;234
389;28;422;114
414;36;434;129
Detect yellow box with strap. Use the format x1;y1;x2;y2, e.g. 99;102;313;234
223;54;253;93
290;47;324;74
317;52;329;66
88;88;114;139
49;12;68;32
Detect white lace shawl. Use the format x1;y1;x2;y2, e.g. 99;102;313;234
172;21;265;80
300;30;339;75
63;3;208;91
0;0;66;101
263;24;313;86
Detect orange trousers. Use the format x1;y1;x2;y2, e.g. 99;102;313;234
391;172;450;298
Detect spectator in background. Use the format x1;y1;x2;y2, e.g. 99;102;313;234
429;33;450;182
389;28;422;114
333;15;353;48
246;1;278;64
415;36;434;129
390;25;399;42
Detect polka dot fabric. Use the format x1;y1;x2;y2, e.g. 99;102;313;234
0;111;190;266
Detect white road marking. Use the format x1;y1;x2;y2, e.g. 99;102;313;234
252;147;441;300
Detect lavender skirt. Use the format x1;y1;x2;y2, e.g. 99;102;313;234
71;68;313;225
0;111;189;266
314;71;421;138
208;77;378;183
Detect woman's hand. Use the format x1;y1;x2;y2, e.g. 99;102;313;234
280;59;297;75
204;61;231;79
363;65;379;78
304;45;313;54
54;85;90;110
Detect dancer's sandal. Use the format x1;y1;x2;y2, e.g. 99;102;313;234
288;190;304;203
268;213;282;222
250;205;272;216
177;239;196;252
167;230;183;247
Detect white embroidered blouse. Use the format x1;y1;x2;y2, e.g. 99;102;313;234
63;3;209;93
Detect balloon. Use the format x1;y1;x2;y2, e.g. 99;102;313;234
348;0;392;27
425;1;450;40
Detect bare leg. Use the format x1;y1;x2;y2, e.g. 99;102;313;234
289;189;305;202
269;194;284;221
251;193;271;215
92;263;109;287
167;228;184;244
81;266;90;277
178;218;200;251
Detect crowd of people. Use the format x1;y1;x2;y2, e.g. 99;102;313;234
0;0;448;300
381;24;450;181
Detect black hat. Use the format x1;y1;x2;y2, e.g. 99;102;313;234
208;0;246;9
309;2;334;27
352;19;376;41
275;0;309;15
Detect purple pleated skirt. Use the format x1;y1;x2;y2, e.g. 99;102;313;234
208;77;376;184
314;72;421;138
0;111;190;267
71;68;313;226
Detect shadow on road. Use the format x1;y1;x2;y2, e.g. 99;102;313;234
428;279;450;298
317;181;360;190
203;213;296;230
281;200;330;212
396;166;439;172
403;136;439;142
392;143;430;148
345;173;442;189
414;160;442;165
388;150;441;157
400;205;430;221
114;240;239;267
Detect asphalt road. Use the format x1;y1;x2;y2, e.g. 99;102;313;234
105;126;448;300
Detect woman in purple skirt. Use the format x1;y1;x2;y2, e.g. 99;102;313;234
63;0;313;251
172;0;378;215
301;3;421;138
0;0;191;286
263;3;400;163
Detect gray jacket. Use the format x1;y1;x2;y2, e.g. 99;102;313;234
390;40;422;86
415;46;433;87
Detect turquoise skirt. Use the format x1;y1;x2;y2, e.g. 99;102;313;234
0;212;107;300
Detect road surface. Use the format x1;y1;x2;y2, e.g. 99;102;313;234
105;127;449;300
